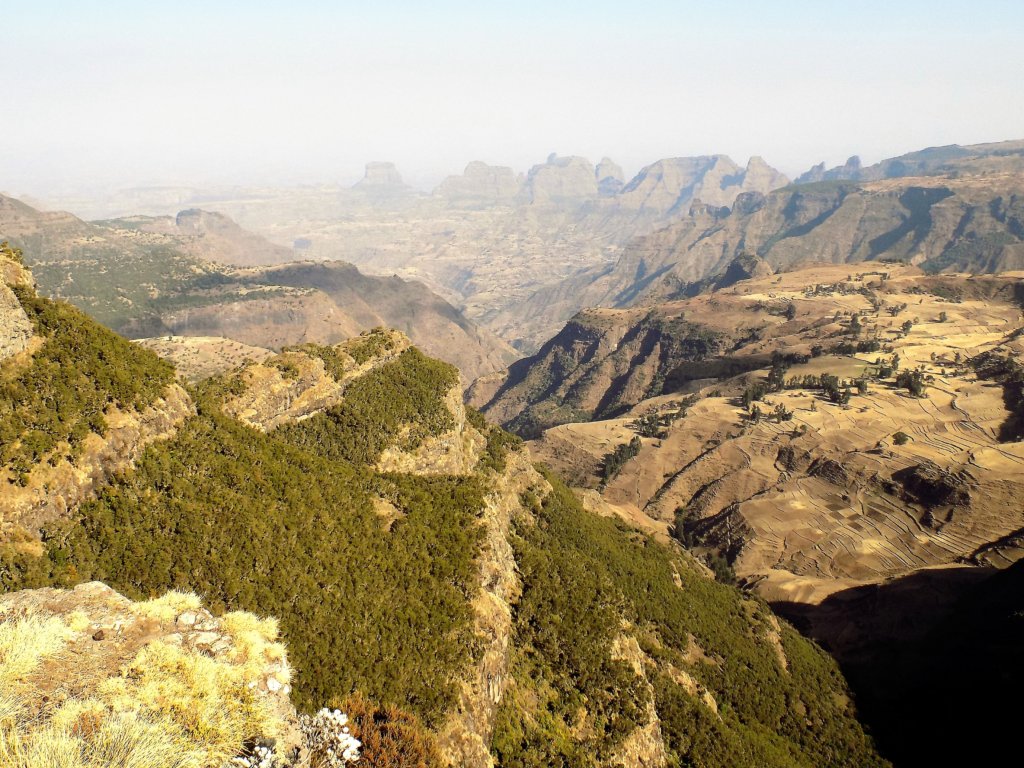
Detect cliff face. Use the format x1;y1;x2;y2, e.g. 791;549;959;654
436;161;521;207
469;304;736;438
0;384;194;540
1;246;193;545
615;154;790;215
0;265;33;362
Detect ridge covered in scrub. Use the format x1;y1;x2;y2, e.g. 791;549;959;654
0;246;886;766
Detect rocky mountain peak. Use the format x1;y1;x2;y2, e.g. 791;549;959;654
435;161;520;205
354;161;409;191
521;154;599;204
794;154;863;184
596;157;625;197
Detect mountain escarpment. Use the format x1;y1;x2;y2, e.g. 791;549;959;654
0;246;886;767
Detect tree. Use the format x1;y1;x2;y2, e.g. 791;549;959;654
896;369;927;397
772;403;793;422
938;311;948;323
767;361;788;392
785;303;797;321
893;431;910;446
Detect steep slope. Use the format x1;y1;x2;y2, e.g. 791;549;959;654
0;243;191;543
507;143;1024;342
0;193;515;380
0;251;886;767
480;264;1024;595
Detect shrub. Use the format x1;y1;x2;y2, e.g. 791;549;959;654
494;469;887;767
0;241;24;265
600;436;642;485
331;693;441;768
706;553;736;585
1;287;174;472
896;369;927;397
0;597;289;768
893;432;910;446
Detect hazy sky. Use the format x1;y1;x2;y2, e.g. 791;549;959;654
3;0;1023;194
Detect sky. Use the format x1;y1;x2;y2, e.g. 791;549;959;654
2;0;1023;195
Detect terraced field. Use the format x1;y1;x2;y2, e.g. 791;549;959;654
528;263;1024;603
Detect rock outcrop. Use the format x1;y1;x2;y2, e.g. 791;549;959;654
596;157;626;196
222;329;411;431
0;384;194;541
521;154;599;205
435;449;550;767
353;161;409;191
435;161;521;206
376;384;485;475
0;245;34;362
615;155;789;216
0;582;302;766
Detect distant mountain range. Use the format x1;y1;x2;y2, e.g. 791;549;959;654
497;140;1024;349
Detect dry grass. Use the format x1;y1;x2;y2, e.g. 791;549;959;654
0;591;289;768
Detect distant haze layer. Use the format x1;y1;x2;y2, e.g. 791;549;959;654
2;1;1023;195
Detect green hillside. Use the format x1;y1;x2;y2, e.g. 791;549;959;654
0;277;886;766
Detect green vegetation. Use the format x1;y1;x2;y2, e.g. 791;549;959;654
1;286;174;479
896;369;927;397
345;329;400;365
893;431;910;446
19;237;228;333
467;406;523;473
600;436;642;486
282;342;353;380
275;348;459;465
0;287;888;765
1;354;480;724
494;470;886;767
